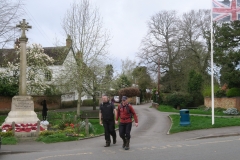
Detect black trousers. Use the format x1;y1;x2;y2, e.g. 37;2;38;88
103;120;116;142
119;122;132;140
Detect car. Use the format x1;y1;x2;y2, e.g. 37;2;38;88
114;96;119;103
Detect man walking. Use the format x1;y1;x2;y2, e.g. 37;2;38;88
99;95;117;147
115;96;138;150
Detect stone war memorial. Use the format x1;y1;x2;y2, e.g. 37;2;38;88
1;19;44;137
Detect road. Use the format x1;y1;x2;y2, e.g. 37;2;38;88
1;103;240;160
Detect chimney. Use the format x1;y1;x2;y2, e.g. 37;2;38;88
14;38;20;49
66;35;72;48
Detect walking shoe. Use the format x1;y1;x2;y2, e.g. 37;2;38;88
104;141;110;147
122;138;126;148
125;139;130;150
113;135;117;144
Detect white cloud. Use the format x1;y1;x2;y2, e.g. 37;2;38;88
20;0;211;71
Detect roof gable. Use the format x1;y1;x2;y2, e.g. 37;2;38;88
0;46;72;67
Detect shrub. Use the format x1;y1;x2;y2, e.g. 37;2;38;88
119;87;140;100
44;85;61;96
0;131;14;137
215;89;226;98
0;76;18;96
226;88;240;97
61;100;78;108
151;88;163;104
39;130;55;136
82;99;99;106
202;85;219;97
190;92;204;107
165;92;193;109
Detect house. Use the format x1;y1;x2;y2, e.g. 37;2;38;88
0;36;91;101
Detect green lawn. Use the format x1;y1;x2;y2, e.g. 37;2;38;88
157;105;227;116
169;114;240;134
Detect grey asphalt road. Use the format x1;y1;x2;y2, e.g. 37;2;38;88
1;103;240;160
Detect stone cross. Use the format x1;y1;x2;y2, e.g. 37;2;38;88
16;19;32;39
16;19;31;95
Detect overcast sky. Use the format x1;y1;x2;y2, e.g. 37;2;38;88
21;0;211;72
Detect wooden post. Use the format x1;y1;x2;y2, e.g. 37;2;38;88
12;122;15;136
85;118;89;137
63;114;65;121
36;120;40;136
74;115;77;123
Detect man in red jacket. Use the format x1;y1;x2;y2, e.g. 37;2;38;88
115;96;138;150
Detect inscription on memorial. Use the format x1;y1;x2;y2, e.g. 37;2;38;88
12;96;34;111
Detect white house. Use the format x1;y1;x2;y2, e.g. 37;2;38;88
0;36;92;101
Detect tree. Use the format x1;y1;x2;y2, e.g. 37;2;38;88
137;10;181;92
113;74;131;91
187;70;203;107
1;44;54;95
132;66;152;90
0;0;23;48
101;64;114;93
121;58;137;79
61;0;110;115
214;21;240;88
138;10;211;93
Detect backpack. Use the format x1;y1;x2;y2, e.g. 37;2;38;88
118;103;133;119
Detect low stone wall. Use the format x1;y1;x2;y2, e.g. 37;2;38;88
152;102;159;109
204;97;240;110
0;95;61;112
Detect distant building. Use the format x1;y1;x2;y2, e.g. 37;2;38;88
0;36;91;101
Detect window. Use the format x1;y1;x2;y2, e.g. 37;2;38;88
13;70;19;77
45;70;52;81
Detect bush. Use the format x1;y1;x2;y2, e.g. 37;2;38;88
190;92;204;107
0;131;14;137
226;88;240;97
82;99;99;106
165;92;193;109
215;89;226;98
61;100;78;108
44;85;61;96
151;88;163;104
202;85;219;97
119;87;140;99
39;130;55;136
0;76;18;96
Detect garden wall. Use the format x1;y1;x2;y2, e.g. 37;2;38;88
204;97;240;110
0;95;61;112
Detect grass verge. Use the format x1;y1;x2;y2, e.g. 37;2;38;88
158;105;228;116
169;114;240;134
1;136;18;145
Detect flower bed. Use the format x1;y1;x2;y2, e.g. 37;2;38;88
2;123;45;132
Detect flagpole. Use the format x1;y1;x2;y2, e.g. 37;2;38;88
211;0;215;125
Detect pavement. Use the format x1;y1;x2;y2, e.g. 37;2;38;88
1;103;240;154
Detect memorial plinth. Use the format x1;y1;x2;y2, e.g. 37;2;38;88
3;96;39;124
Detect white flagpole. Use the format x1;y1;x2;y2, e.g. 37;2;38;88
211;0;215;125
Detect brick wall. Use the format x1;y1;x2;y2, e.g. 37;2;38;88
0;95;61;112
204;97;240;110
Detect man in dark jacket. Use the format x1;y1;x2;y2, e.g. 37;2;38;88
99;95;117;147
115;96;138;150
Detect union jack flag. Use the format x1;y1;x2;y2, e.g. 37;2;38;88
212;0;240;21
